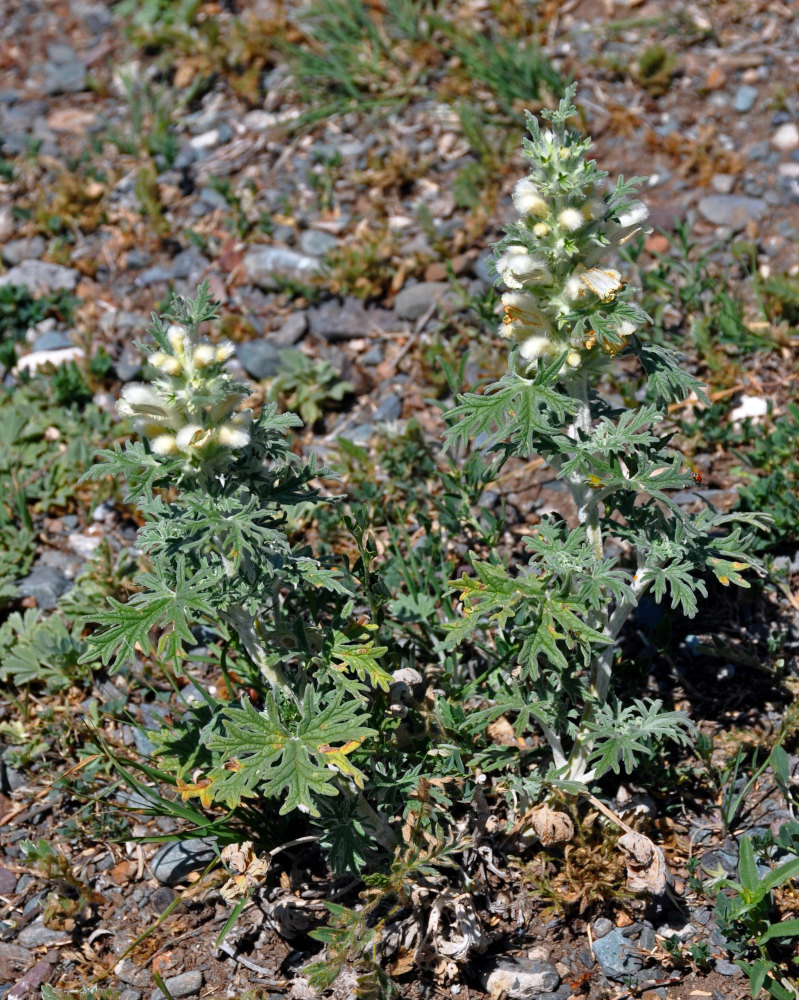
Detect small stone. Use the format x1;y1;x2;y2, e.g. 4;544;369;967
1;237;46;266
306;298;368;341
729;394;768;422
119;991;142;1000
714;959;743;977
644;234;670;254
0;260;80;295
243;246;322;288
15;565;72;609
711;174;735;194
150;970;203;1000
731;85;758;113
17;918;70;948
591;928;644;981
7;959;52;1000
771;122;799;152
0;941;34;970
479;957;560;998
32;330;73;352
0;868;18;894
704;65;726;90
393;281;459;320
150;886;177;913
373;393;402;423
299;229;337;256
150;838;217;886
697;194;766;230
236;339;285;380
272;312;308;347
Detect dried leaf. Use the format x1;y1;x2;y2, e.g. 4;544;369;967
530;805;575;846
618;832;668;894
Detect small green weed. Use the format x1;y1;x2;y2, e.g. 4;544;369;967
733;403;799;551
706;829;799;1000
0;284;78;370
269;349;353;426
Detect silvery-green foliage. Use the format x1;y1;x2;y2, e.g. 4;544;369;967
444;86;768;789
82;284;388;826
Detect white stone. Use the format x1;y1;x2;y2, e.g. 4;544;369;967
729;394;769;422
14;346;84;374
771;122;799;151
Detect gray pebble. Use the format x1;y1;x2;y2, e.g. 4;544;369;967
32;330;73;352
360;345;383;365
119;991;142;1000
697;195;766;229
393;280;459;320
0;868;17;894
236;338;285;379
150;970;203;1000
0;940;34;969
373;393;402;423
243;246;321;289
306;298;369;342
299;229;337;256
638;925;657;951
272;312;308;347
591;927;643;981
711;174;735;194
591;917;614;939
125;248;151;270
1;236;46;266
478;957;561;998
0;260;79;295
43;60;86;95
150;838;217;886
732;85;758;113
15;565;72;610
17;918;70;948
714;959;743;977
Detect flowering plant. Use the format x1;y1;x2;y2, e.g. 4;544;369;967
82;286;391;858
444;86;767;831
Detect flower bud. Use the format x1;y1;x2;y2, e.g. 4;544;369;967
193;344;216;368
158;355;183;376
558;207;584;233
167;324;187;353
215;341;235;363
151;434;178;455
512;178;548;218
532;222;550;237
519;335;554;363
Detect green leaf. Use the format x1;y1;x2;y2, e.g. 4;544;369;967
443;358;578;457
82;559;219;671
204;690;376;817
758;917;799;945
737;835;759;895
758;856;799;896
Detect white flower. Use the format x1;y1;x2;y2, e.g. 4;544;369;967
192;344;216;368
565;350;582;368
157;355;183;376
519;335;555;362
580;267;623;301
217;423;250;448
512;178;548;218
151;434;178;455
607;201;649;245
500;291;551;341
176;424;205;450
558;207;584;233
117;383;174;423
496;246;551;289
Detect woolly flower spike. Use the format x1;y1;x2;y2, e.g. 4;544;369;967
192;344;216;368
151;434;178;456
519;335;555;363
512;178;549;218
496;247;552;289
167;324;187;354
215;341;236;363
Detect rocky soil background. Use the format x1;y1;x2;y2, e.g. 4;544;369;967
1;1;799;999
